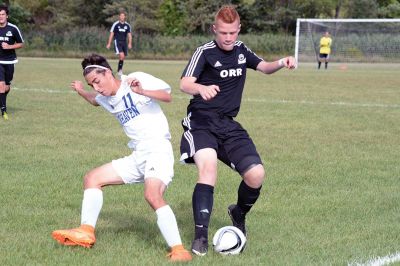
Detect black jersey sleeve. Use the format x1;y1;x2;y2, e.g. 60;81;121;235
13;26;23;43
242;43;263;70
181;46;206;79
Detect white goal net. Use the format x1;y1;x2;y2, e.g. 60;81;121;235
295;18;400;64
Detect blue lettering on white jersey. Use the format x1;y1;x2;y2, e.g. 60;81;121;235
116;104;140;125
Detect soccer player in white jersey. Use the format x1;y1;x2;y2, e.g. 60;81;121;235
52;54;191;262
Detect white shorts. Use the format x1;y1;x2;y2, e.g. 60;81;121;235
112;139;174;186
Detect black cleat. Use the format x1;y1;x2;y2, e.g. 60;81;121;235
191;236;208;256
228;204;247;236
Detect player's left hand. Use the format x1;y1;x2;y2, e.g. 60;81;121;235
281;56;296;69
126;77;144;95
283;56;296;69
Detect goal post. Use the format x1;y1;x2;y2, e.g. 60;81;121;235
295;18;400;65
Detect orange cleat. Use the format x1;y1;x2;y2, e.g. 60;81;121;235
167;244;192;262
52;224;95;248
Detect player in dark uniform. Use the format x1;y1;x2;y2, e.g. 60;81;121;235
0;4;24;120
106;11;132;76
179;5;296;256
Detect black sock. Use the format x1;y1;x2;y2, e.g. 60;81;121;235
325;62;328;69
237;180;261;215
318;62;321;69
193;183;214;239
0;92;6;113
118;60;124;71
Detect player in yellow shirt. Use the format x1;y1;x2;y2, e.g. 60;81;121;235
318;31;332;70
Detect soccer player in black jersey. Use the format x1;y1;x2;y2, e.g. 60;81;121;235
179;5;296;256
0;4;24;120
106;10;132;76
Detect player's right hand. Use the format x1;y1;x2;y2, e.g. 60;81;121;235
199;85;220;101
71;80;84;92
106;44;110;49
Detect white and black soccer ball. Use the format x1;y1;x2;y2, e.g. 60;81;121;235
212;226;246;255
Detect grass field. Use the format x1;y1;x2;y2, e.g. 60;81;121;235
1;58;399;265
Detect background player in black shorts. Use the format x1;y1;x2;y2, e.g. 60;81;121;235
179;5;296;256
106;10;132;76
0;4;24;120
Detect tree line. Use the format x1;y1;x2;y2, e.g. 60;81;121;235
7;0;400;35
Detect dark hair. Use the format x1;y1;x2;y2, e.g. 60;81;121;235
81;53;112;76
0;4;9;15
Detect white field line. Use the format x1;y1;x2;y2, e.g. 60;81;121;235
12;87;400;109
348;252;400;266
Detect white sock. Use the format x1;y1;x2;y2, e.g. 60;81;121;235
156;205;182;247
80;188;103;228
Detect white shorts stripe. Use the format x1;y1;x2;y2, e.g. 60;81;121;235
114;39;120;54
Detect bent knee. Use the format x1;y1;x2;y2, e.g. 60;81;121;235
83;170;100;188
243;164;265;188
144;191;164;208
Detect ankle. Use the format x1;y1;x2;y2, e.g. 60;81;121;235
80;224;95;233
171;244;185;251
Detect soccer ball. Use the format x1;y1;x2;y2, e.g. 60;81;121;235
212;226;246;255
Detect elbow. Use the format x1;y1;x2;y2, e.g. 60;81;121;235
179;83;185;93
179;79;188;93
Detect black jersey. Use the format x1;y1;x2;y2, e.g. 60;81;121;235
110;21;131;42
182;40;263;117
0;22;23;64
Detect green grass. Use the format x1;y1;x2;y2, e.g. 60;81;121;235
1;58;399;265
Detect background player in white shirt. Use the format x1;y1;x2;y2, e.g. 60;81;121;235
52;53;191;262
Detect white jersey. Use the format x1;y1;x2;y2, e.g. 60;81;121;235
95;72;171;149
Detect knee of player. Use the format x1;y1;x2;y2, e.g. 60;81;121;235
83;171;101;188
144;190;164;206
242;164;265;186
198;166;218;182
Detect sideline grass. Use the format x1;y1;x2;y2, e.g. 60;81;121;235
1;58;399;265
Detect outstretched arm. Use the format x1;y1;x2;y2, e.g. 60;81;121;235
127;78;171;103
70;80;99;106
180;76;220;101
257;56;296;74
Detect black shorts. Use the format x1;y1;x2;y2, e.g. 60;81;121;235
0;64;14;85
114;40;128;56
180;110;263;175
319;53;329;59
